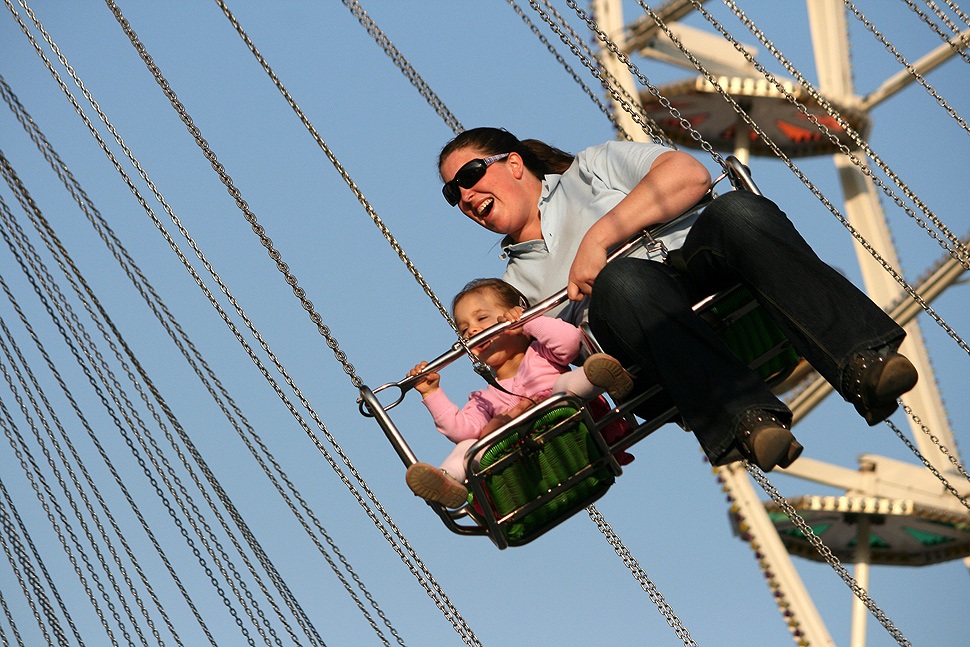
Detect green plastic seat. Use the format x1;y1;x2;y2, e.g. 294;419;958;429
477;406;614;545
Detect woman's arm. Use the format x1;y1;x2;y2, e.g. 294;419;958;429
567;150;711;300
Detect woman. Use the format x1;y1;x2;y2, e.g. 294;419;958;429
438;127;918;472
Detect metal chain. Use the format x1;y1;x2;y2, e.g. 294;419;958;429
902;0;970;63
0;582;28;646
12;162;333;647
936;0;970;27
0;480;67;646
532;0;682;146
0;200;222;646
744;461;912;647
0;74;402;647
339;0;463;134
9;1;483;641
508;0;641;142
901;402;970;483
0;319;152;647
0;163;275;646
3;91;326;647
586;505;698;646
0;270;195;647
101;1;482;642
592;0;970;358
209;0;489;371
0;377;122;645
844;0;970;135
712;0;970;271
565;0;725;166
0;434;90;647
884;417;970;513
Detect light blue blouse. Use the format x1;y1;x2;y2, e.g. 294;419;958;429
502;140;702;324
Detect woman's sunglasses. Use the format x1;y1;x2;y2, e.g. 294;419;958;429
442;153;510;206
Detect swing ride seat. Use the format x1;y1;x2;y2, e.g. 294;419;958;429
359;157;801;549
448;281;800;549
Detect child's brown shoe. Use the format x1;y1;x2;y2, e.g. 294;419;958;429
405;463;468;508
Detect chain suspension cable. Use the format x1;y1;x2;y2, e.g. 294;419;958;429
0;268;195;647
0;242;233;647
712;0;970;269
562;7;944;644
0;478;68;646
505;0;642;143
7;2;482;642
565;1;725;164
675;0;970;501
586;505;697;646
844;0;970;135
0;204;223;647
339;0;463;134
334;0;694;637
103;0;482;642
0;363;127;646
743;461;912;647
885;417;970;512
0;416;91;647
526;0;677;147
4;152;334;647
902;402;970;483
902;0;970;63
510;0;677;148
0;314;152;647
0;168;281;647
209;0;490;377
0;582;29;646
568;0;970;359
936;0;970;27
0;79;403;647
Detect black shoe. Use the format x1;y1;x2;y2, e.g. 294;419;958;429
733;410;802;472
842;348;918;425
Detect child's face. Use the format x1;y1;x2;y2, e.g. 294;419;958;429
454;289;528;369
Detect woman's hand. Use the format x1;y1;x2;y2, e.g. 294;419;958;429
567;237;608;301
408;361;440;397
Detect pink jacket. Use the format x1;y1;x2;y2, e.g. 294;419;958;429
422;317;582;443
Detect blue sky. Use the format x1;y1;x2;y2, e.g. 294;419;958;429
0;2;967;646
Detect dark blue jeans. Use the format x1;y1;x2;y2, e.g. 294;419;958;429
588;191;904;462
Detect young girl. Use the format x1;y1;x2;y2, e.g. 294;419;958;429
405;278;633;508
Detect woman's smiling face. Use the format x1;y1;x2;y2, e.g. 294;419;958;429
440;148;542;243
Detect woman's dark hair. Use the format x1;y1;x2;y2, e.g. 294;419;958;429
438;127;574;180
452;278;529;315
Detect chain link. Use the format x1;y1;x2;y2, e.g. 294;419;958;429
712;0;970;271
0;480;71;647
507;0;637;142
0;155;275;645
885;416;970;513
901;402;970;484
744;461;912;646
586;505;697;646
845;0;970;135
1;73;402;646
937;0;970;27
566;0;725;165
8;0;483;642
595;0;970;358
900;0;970;63
340;0;463;134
